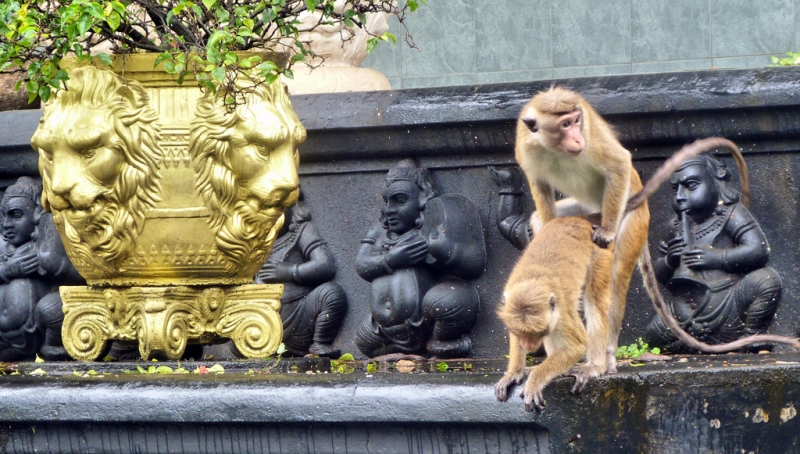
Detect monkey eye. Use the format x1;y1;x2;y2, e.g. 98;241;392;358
561;120;571;128
574;115;581;124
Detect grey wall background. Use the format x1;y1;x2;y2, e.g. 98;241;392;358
362;0;800;89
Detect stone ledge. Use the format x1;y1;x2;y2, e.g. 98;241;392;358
1;353;799;453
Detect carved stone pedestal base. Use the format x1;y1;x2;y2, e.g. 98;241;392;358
60;284;283;361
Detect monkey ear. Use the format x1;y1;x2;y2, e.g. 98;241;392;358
522;117;538;133
549;295;556;310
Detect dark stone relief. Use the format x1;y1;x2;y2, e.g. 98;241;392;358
644;153;782;352
0;177;83;361
254;192;347;358
354;159;486;358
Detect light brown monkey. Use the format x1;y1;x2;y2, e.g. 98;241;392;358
496;137;800;412
495;214;612;412
514;86;648;373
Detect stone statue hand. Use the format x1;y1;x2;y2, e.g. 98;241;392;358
256;261;295;283
489;166;524;193
2;248;39;280
427;224;450;262
384;235;428;271
665;236;687;269
683;247;724;270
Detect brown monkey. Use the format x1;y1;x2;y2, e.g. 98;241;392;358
495;214;612;412
514;86;648;373
496;137;800;412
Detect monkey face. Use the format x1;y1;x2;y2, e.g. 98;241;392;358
517;332;543;353
551;108;585;155
670;163;719;222
381;180;421;234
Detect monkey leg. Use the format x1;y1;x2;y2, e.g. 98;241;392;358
523;313;588;412
570;250;612;393
494;331;528;402
606;205;649;374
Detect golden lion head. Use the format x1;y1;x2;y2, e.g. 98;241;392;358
189;82;306;267
31;66;163;273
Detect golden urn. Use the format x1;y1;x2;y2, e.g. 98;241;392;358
30;55;305;361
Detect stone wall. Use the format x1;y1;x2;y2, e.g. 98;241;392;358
3;67;800;359
364;0;800;89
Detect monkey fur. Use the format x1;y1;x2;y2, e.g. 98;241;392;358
495;214;612;412
499;121;800;411
514;86;649;373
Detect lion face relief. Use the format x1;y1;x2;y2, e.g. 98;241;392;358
189;82;306;268
31;66;163;274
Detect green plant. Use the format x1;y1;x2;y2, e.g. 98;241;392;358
330;352;355;373
771;52;800;66
616;337;661;360
0;0;425;104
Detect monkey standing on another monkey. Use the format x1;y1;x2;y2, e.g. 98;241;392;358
514;86;649;374
496;137;800;411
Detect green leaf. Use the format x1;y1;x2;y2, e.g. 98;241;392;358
207;364;225;374
338;353;355;361
305;0;318;11
106;11;121;31
210;66;225;82
25;79;38;103
156;366;174;374
95;52;113;67
202;0;216;10
408;0;418;12
436;362;448;372
154;52;172;68
366;37;378;54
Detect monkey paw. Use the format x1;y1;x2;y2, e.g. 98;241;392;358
568;365;603;394
494;371;526;402
521;387;545;412
591;226;615;248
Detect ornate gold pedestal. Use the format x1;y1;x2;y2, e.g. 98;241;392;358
32;55;304;361
61;284;283;361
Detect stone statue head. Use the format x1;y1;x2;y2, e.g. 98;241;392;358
670;153;740;222
1;177;43;247
380;159;441;234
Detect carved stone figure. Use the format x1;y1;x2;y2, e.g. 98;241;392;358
489;166;532;251
644;154;782;352
354;160;486;358
254;194;347;358
0;177;82;361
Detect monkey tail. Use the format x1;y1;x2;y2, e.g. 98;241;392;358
626;137;750;213
637;246;800;353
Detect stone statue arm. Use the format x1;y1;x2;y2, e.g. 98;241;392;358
716;205;770;273
683;205;769;273
293;223;336;286
0;244;38;283
356;224;392;282
356;224;428;282
489;166;531;251
653;219;681;283
34;212;84;284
